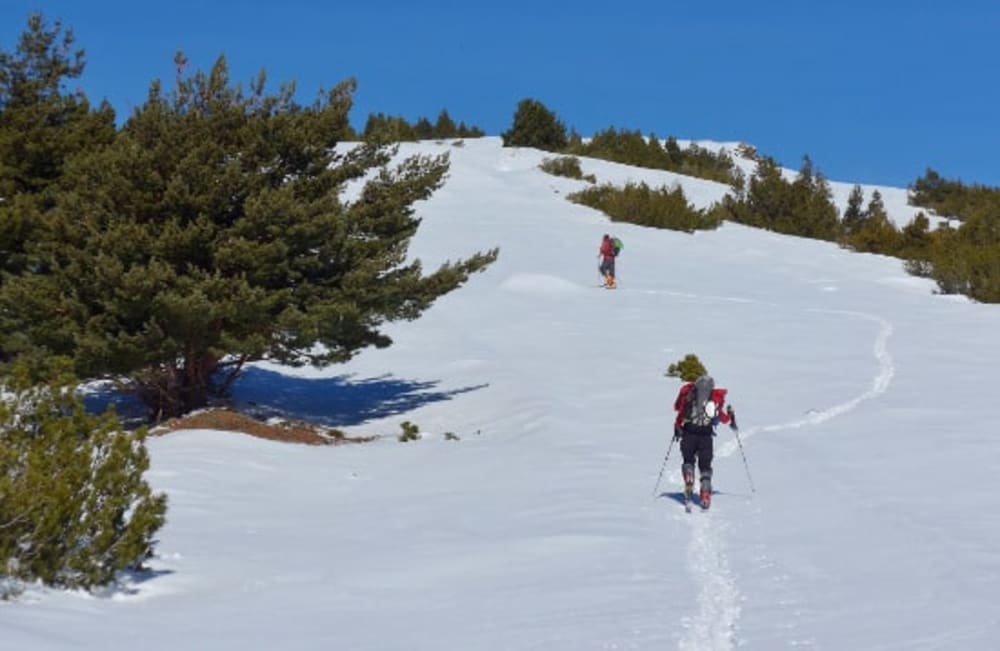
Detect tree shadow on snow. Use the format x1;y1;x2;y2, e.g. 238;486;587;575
80;383;152;428
230;366;488;428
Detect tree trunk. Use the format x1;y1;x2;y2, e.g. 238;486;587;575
134;351;220;421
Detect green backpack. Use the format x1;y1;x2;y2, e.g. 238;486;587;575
611;237;623;257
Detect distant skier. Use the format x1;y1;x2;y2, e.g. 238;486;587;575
598;233;617;288
673;374;736;509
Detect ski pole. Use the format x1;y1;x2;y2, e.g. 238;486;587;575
651;432;676;497
730;411;756;493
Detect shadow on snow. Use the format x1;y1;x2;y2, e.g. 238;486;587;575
230;366;488;428
81;367;488;429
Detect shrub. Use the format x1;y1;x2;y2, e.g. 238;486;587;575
0;369;167;591
568;182;721;233
539;156;595;183
565;128;740;185
665;354;708;382
398;421;420;442
723;156;840;241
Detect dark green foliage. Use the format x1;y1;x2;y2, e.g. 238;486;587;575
841;190;901;254
362;113;415;142
538;156;595;183
665;354;708;382
908;168;1000;221
398;420;420;442
842;185;866;236
897;212;934;263
568;182;721;233
0;367;167;590
903;169;1000;301
0;13;115;278
566;128;739;185
501;98;568;151
723;156;841;241
362;109;484;143
0;54;498;418
919;214;1000;302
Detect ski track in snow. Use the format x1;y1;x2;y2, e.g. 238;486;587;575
677;513;741;651
718;308;895;452
676;306;894;651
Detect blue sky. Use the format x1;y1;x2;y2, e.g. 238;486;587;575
3;0;999;188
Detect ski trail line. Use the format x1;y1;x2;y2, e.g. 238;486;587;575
678;514;741;651
719;309;895;455
678;309;893;651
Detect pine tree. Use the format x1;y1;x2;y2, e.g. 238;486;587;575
0;54;498;418
844;190;900;253
800;167;840;241
501;98;568;151
413;116;433;140
432;109;456;138
0;13;115;277
842;184;866;236
0;366;167;590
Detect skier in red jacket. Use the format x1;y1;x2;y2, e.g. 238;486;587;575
598;234;616;288
673;374;735;509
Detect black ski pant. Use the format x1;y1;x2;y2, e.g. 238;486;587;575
680;432;713;475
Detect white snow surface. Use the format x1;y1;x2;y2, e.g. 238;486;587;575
4;138;999;650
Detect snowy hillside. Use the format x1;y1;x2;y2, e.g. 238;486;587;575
4;137;1000;650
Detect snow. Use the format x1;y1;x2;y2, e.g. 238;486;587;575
4;137;1000;650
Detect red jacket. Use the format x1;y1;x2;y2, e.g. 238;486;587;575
599;238;615;261
673;382;731;430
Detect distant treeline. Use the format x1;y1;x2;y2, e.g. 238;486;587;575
538;141;1000;303
360;110;485;142
502;98;740;185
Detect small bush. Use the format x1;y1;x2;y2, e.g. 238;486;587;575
539;156;595;182
0;370;167;591
665;354;708;382
398;421;420;442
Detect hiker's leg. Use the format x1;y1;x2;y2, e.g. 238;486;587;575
680;436;696;493
698;437;714;494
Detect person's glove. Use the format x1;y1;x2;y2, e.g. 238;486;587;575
673;426;682;442
726;405;738;430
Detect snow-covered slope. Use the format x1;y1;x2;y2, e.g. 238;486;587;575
4;137;999;650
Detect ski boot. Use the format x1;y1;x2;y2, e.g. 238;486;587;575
682;463;695;503
699;471;712;510
604;273;617;289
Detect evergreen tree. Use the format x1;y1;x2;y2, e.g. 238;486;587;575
432;109;456;138
413;116;434;140
501;98;568;151
898;212;934;267
842;184;866;236
0;366;167;590
0;13;115;277
844;190;900;253
0;55;498;418
799;166;840;240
